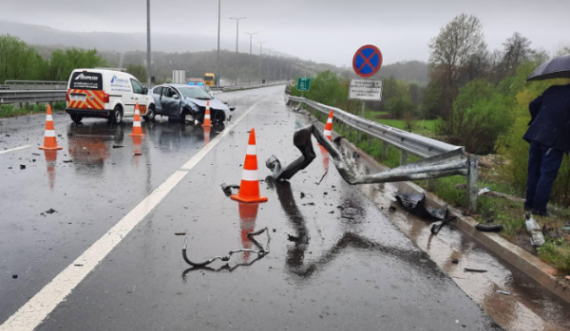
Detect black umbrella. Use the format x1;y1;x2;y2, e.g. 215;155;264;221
527;55;570;81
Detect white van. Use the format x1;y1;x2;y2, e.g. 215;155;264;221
65;69;155;124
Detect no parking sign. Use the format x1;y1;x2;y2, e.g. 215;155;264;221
352;44;383;78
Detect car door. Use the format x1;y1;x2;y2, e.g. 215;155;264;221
130;79;148;115
161;87;181;116
153;87;164;114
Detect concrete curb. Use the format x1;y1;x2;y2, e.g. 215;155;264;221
335;133;570;305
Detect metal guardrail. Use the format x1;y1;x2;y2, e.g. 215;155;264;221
223;81;290;92
286;94;479;212
4;80;68;90
0;90;66;105
0;81;291;106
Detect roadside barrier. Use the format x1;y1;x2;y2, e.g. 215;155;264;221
129;103;145;137
202;101;213;128
39;105;62;151
231;128;268;203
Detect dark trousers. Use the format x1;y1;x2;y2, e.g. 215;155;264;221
525;141;564;213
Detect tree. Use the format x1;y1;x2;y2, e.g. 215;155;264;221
428;14;488;118
496;32;534;79
127;64;147;82
0;34;43;83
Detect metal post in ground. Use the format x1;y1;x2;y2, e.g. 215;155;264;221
358;101;365;143
382;141;389;160
368;134;372;148
467;155;479;213
400;150;409;165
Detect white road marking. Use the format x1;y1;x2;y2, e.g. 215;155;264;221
0;97;267;331
0;145;32;155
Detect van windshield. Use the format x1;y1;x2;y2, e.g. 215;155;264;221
178;87;212;100
70;72;102;90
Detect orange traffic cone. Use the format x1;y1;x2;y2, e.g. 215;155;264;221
129;103;145;137
323;110;333;141
202;101;213;128
238;202;260;261
39;105;62;150
231;128;268;203
203;126;211;145
44;150;58;190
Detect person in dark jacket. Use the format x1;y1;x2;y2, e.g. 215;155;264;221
524;83;570;216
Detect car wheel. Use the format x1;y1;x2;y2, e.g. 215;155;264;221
181;108;195;124
70;114;83;123
109;106;123;124
143;105;156;121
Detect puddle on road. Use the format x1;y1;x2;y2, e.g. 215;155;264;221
339;144;570;331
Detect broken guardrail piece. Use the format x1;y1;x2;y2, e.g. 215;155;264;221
266;124;470;185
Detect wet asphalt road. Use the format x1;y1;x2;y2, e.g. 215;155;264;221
1;86;502;330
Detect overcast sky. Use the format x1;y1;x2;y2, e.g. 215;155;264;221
1;0;569;66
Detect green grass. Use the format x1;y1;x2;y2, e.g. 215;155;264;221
362;110;437;136
538;240;570;274
0;102;65;118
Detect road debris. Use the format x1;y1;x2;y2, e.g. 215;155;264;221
20;164;25;170
464;268;487;273
175;232;187;236
182;227;270;267
475;223;504;232
12;275;18;279
287;234;301;242
395;192;447;220
220;183;240;197
452;258;459;264
525;212;545;247
45;208;57;214
63;160;73;163
496;290;511;295
112;145;124;149
430;216;456;235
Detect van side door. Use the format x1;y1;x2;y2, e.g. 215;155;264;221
130;79;148;115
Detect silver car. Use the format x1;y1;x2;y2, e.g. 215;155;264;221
147;84;234;124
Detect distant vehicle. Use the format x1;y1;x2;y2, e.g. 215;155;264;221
148;84;234;124
65;68;154;124
204;73;216;86
187;78;204;84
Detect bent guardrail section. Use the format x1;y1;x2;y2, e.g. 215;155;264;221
286;94;479;212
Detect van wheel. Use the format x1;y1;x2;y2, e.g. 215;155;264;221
110;106;123;124
70;114;83;123
143;105;156;121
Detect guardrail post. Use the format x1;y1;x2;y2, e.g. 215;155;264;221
467;155;479;213
400;150;408;165
357;130;362;143
368;134;372;148
382;141;389;160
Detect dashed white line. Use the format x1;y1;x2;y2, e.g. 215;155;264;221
0;145;32;155
0;97;266;331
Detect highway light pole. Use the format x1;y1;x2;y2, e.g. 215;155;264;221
217;0;221;66
258;41;266;56
229;17;246;53
244;32;257;55
146;0;151;88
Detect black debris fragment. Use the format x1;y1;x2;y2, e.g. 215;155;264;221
464;268;487;273
300;192;305;199
46;208;57;214
175;232;187;236
475;224;504;232
395;192;447;220
63;160;73;163
452;258;459;264
20;165;26;170
221;183;240;197
12;275;17;279
112;145;124;149
287;234;300;242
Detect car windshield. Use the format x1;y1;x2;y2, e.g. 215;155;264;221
178;87;212;100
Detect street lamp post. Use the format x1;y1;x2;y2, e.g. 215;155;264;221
244;32;257;55
146;0;151;88
229;17;246;53
258;41;266;56
258;42;266;83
